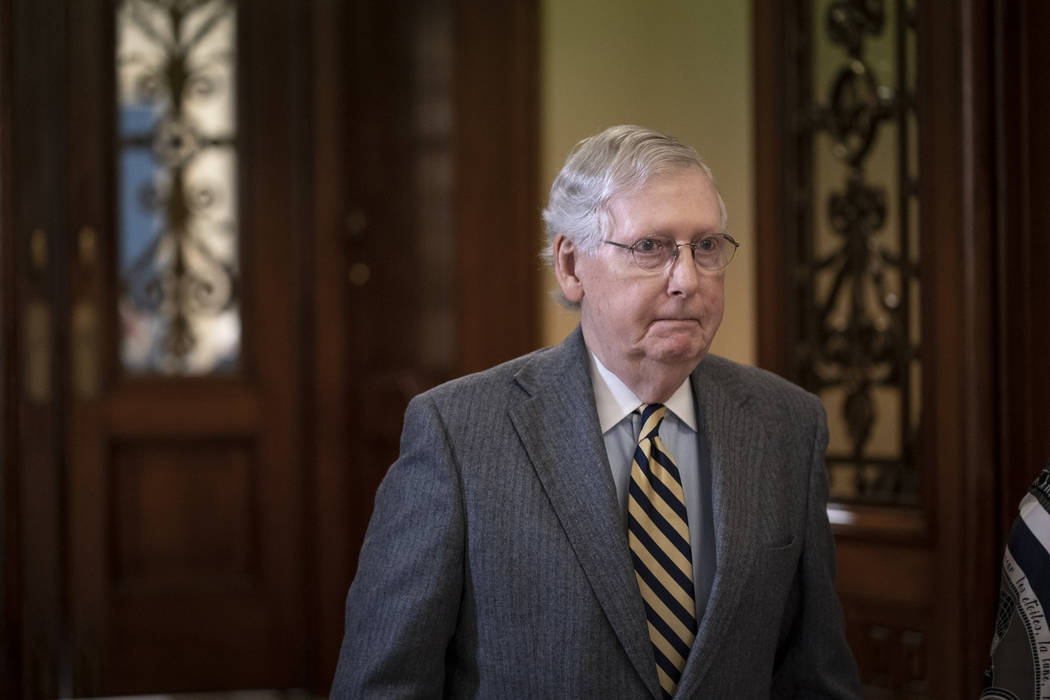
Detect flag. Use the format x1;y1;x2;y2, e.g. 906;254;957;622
982;462;1050;699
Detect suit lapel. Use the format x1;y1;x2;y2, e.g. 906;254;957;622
509;328;662;700
675;361;769;696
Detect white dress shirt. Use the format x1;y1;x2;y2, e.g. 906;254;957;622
588;352;716;620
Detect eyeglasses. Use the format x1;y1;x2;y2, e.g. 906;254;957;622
604;234;740;272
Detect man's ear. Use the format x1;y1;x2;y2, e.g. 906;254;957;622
553;234;585;304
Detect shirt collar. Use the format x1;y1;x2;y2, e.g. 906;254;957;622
588;352;697;434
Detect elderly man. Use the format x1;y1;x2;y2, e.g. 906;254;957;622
331;125;861;698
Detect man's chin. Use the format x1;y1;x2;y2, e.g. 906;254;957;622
646;339;707;368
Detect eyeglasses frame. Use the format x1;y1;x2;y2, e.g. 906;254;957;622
603;233;740;272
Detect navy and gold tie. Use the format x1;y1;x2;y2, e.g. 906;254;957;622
627;403;696;699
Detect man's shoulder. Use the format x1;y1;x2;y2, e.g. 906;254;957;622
418;344;558;405
698;354;822;412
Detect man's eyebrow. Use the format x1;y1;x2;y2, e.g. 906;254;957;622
635;228;723;240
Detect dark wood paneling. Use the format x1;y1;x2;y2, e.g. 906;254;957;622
836;537;933;698
103;438;273;690
0;0;17;694
110;594;274;690
66;5;113;693
112;439;255;586
753;0;793;377
995;0;1050;541
918;2;998;692
455;0;539;375
307;1;352;690
842;602;930;700
11;0;68;697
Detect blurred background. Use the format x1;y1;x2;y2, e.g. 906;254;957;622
2;0;1047;698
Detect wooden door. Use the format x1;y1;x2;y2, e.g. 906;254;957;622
2;0;539;696
754;0;1050;696
63;0;305;693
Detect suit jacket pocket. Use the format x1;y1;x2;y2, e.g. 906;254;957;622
753;535;802;588
765;535;798;552
739;536;804;629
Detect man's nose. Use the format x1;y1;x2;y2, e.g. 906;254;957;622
667;245;700;296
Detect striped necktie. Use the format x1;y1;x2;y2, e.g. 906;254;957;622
627;403;696;699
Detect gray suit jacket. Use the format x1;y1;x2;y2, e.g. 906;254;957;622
331;327;861;698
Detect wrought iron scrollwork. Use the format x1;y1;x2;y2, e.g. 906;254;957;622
794;0;920;504
117;0;238;374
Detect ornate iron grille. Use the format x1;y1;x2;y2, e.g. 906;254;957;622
792;0;921;505
117;0;239;375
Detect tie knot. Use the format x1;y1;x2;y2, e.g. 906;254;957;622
638;403;667;440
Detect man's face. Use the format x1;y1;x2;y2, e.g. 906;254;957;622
568;168;726;387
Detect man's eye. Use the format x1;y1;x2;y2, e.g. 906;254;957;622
697;237;718;253
635;238;662;253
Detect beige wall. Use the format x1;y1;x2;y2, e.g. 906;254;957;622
539;0;755;365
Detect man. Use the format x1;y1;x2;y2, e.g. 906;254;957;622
331;125;861;698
